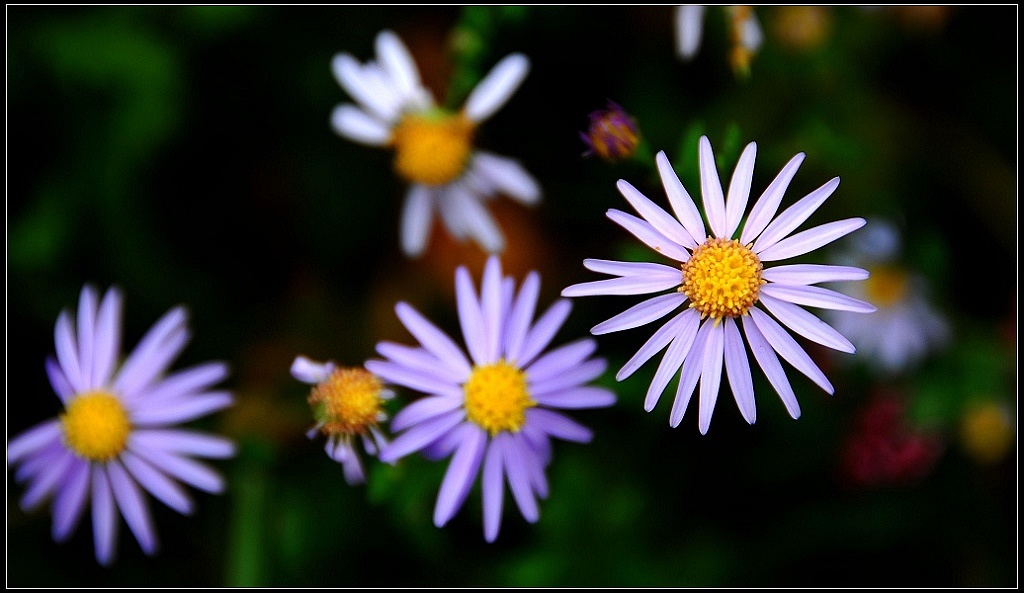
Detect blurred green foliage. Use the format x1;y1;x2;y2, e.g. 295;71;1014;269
7;6;1016;587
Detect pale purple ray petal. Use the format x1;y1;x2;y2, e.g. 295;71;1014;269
724;142;757;239
525;408;593;443
519;422;552;466
753;177;840;254
503;437;538;522
525;338;597;383
697;321;725;435
342;452;366;486
504;271;540;364
456;265;488;365
375;30;423;99
107;459;157;555
447;184;505;253
481;438;505;543
742;314;801;419
606;209;691;263
722;318;756;425
464;53;530;123
561;275;681;297
76;285;98;387
375;341;465;384
675;5;706;59
130;430;236;459
618;308;699;381
121;450;194;515
365;360;462;399
54;309;84;392
437;188;471;240
699;136;728;238
92;287;123;387
114;306;190;397
616;179;692;246
20;448;74;510
668;319;714;427
760;284;877;313
656;150;706;245
379;410;465;463
139;362;229;401
757;218;866;262
290;356;333;385
52;458;90;542
46;356;75;404
532;386;616;409
750;308;833;395
582;258;683;280
759;294;855;353
481;255;504;362
400;185;434;258
530;359;607;397
394;302;473;376
330;104;391;146
433;424;486;527
129;446;227;494
472;152;541;205
421;421;463;461
331;53;400;122
644;315;702;412
91;466;118;566
14;439;64;483
591;292;686;335
761;264;869;285
499;276;515;330
516;299;572;368
130;392;233;426
518;437;549;499
390;395;464;432
740;152;805;245
7;419;61;466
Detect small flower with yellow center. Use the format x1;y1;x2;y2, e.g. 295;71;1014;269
330;29;541;258
7;284;235;566
372;255;615;542
291;356;393;486
564;135;875;434
580;101;642;162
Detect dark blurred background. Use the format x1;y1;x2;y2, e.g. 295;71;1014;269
7;6;1017;587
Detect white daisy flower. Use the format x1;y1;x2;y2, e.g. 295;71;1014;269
330;29;541;258
562;136;876;433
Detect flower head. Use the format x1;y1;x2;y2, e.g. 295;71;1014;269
331;30;541;258
7;285;235;566
291;356;393;485
369;255;616;542
563;136;876;433
580;100;642;162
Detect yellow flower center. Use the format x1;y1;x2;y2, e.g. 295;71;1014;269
60;390;131;461
680;237;765;319
390;111;475;186
309;368;385;436
863;265;909;308
464;360;536;436
959;401;1014;465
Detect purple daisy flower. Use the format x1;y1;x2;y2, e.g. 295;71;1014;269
562;136;876;434
370;255;616;542
7;285;236;565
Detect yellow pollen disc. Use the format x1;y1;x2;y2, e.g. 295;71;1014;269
60;391;131;461
464;360;536;436
680;237;765;319
309;368;384;436
863;265;909;307
390;112;475;186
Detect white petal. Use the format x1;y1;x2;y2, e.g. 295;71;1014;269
582;258;682;280
742;314;801;419
330;104;391;146
697;321;725;435
562;274;681;297
757;218;866;262
375;30;423;100
400;185;435;258
290;356;333;384
464;53;530;123
722;318;756;425
644;315;702;413
656;150;706;245
445;184;505;254
740;152;805;245
761;264;869;285
606;209;691;263
761;283;877;313
618;308;699;381
724;142;757;239
699;136;728;238
616;179;692;247
668;319;714;427
759;294;855;353
331;53;401;123
750;307;833;395
472;152;541;205
675;5;706;59
753;177;840;254
591;292;686;335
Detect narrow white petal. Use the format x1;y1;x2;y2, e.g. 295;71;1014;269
400;185;435;258
699;136;728;238
724;142;757;238
696;321;725;434
562;274;681;297
606;209;691;263
331;53;400;122
446;184;505;254
395;302;473;377
464;53;530;123
375;30;423;99
290;356;332;384
330;104;391;146
753;177;840;253
517;299;572;368
582;258;682;280
750;308;833;395
433;424;485;527
616;179;692;247
742;314;801;419
675;5;706;59
456;265;488;366
668;319;714;427
504;271;540;364
656;150;706;245
761;264;869;285
761;284;877;313
591;292;686;335
757;218;866;262
740;152;805;245
759;294;855;353
722;318;756;425
644;315;702;412
618;308;699;381
472;152;541;205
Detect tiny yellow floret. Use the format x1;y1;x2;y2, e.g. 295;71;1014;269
680;237;765;319
464;360;535;436
61;391;131;461
390;111;475;186
309;368;385;436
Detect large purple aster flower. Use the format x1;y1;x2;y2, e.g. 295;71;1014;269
7;285;235;565
371;255;616;542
